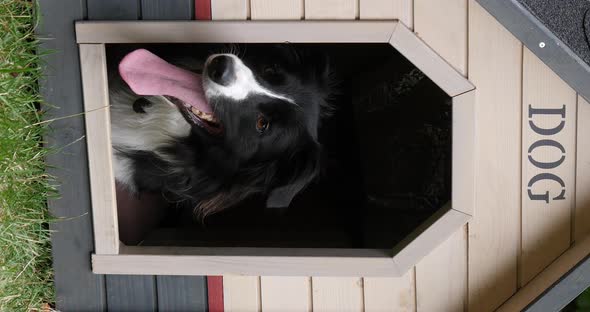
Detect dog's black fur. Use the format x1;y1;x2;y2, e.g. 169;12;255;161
110;44;335;217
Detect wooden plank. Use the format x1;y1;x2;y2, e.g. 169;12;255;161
196;0;212;20
452;91;476;215
414;0;467;75
211;0;249;20
311;277;363;312
38;0;107;310
250;0;303;19
575;95;590;241
391;205;470;273
467;1;523;311
497;234;590;311
79;44;119;255
305;0;358;20
75;21;396;44
141;0;194;20
364;271;416;312
389;23;474;97
416;228;467;312
157;276;208;311
106;275;157;311
260;277;311;311
223;276;260;312
413;2;469;311
359;0;412;28
87;0;139;19
208;276;224;312
93;246;399;276
520;47;577;286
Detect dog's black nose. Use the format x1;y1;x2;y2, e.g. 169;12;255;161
207;55;235;86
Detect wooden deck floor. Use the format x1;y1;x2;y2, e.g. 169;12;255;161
41;0;590;311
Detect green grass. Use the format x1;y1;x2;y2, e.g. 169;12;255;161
0;0;55;310
563;288;590;312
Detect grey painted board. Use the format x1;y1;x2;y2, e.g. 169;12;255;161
87;0;140;20
38;0;107;310
106;275;158;311
525;255;590;312
157;276;208;311
141;0;194;20
476;0;590;102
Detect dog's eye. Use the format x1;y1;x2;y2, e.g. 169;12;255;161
256;115;270;133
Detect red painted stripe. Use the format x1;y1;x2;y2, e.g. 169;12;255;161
207;276;224;312
195;0;211;20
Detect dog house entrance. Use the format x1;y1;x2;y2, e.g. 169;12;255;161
107;43;451;250
77;21;475;276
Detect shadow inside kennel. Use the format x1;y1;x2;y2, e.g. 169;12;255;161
106;43;452;249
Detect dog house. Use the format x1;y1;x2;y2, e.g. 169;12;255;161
76;20;475;277
35;0;590;311
36;0;590;310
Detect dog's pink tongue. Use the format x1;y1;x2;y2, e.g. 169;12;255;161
119;49;211;113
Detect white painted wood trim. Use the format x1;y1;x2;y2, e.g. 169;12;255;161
452;90;476;216
78;19;475;277
389;23;475;97
93;247;399;276
391;203;471;273
79;44;119;255
75;21;397;44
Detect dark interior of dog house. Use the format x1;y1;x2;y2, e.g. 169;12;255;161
106;43;452;249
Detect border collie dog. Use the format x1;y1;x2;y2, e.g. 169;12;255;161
109;45;334;217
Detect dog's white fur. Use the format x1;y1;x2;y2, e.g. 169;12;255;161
203;54;295;104
110;86;190;192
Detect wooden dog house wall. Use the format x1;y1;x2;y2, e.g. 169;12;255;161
68;0;590;310
76;20;475;277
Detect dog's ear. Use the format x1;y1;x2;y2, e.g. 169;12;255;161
265;179;309;208
266;139;321;208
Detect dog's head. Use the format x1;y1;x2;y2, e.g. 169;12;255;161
169;45;334;216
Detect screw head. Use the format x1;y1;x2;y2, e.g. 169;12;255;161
539;42;546;48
